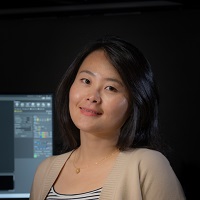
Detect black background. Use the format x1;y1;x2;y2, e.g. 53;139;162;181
0;1;199;199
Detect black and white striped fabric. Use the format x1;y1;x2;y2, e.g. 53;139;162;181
46;186;102;200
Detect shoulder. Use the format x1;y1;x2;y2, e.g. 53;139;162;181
107;149;186;199
30;151;74;198
122;148;180;185
33;152;74;190
121;148;171;173
122;149;183;187
35;151;73;177
124;148;168;163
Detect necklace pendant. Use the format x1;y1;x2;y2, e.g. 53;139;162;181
76;168;80;174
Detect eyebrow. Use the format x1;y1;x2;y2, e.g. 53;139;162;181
79;70;124;87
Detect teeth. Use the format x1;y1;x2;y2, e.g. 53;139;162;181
81;107;101;115
83;108;97;114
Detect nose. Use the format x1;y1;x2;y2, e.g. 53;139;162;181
87;93;101;104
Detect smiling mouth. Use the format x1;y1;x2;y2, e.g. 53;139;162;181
80;107;102;115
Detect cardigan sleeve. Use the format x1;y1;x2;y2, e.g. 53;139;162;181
29;156;54;200
138;150;186;200
29;152;71;200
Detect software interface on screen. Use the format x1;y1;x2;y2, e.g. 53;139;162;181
0;94;53;198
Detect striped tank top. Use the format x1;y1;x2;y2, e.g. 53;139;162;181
46;186;102;200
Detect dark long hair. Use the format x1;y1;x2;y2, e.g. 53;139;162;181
56;35;167;154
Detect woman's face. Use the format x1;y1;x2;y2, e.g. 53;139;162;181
69;50;129;138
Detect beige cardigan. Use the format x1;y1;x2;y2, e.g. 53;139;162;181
30;148;186;200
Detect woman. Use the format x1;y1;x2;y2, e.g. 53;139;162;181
30;35;186;199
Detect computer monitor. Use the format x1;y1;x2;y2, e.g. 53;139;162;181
0;94;53;199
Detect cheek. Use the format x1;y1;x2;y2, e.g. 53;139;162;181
117;98;129;118
69;84;79;110
69;84;81;103
69;84;82;124
107;97;129;122
69;83;86;120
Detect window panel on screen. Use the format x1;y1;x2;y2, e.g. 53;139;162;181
0;94;53;199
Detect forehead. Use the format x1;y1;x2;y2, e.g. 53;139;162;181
78;50;122;81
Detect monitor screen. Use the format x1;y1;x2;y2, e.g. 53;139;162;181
0;94;53;199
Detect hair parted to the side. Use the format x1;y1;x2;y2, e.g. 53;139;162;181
55;35;167;155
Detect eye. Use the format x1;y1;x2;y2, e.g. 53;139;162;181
105;86;118;92
80;78;90;84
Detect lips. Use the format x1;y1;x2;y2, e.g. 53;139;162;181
80;107;102;116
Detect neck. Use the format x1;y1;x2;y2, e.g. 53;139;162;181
73;146;119;174
79;130;119;155
74;130;119;166
77;144;118;163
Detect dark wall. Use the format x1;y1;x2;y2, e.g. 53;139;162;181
1;8;199;199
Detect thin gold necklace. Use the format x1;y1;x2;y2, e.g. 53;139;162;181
73;148;119;174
